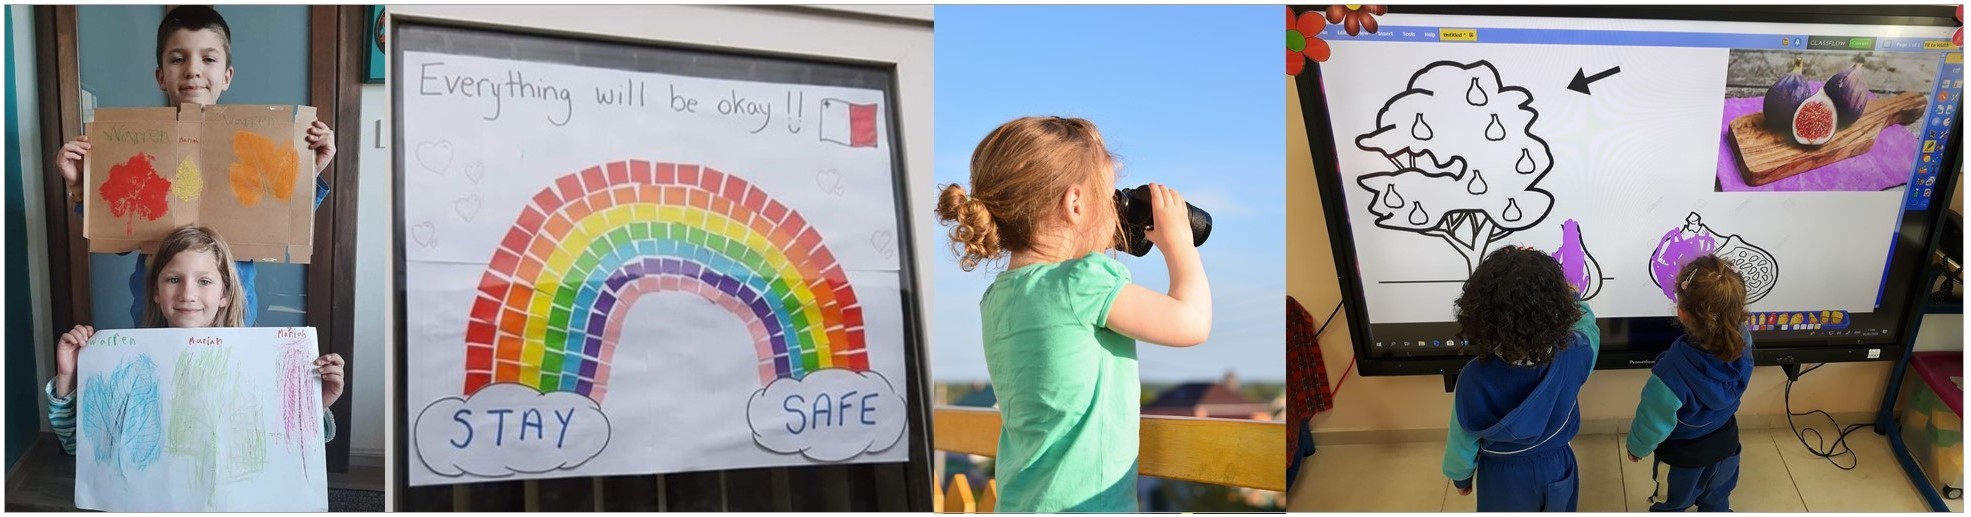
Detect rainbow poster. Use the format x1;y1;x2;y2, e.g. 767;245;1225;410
400;50;910;486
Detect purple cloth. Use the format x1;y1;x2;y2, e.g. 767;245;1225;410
1716;84;1921;192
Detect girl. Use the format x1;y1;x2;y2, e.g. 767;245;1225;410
46;225;346;457
1441;246;1600;512
934;116;1211;512
1625;255;1753;512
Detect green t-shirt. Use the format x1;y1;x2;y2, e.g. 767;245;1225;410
980;251;1139;513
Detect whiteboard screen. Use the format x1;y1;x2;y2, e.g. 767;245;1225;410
1302;8;1962;371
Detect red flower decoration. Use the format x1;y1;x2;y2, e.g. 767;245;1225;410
1326;5;1387;37
1954;5;1962;48
1288;7;1330;75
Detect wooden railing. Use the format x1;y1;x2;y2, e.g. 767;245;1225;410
931;406;1285;512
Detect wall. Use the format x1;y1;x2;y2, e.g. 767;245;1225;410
1289;78;1945;440
350;82;388;465
7;5;54;467
11;4;55;439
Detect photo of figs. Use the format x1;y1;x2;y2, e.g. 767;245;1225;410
1761;57;1839;146
1717;50;1938;192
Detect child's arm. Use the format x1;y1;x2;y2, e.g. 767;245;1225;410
1105;184;1211;347
55;136;90;206
1573;300;1599;364
45;324;92;455
322;412;338;443
307;120;337;175
1442;403;1480;490
45;381;78;455
1626;374;1681;459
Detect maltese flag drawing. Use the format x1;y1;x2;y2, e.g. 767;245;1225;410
818;98;879;148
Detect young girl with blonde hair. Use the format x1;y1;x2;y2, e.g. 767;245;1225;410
1626;255;1754;512
47;225;346;457
935;116;1211;512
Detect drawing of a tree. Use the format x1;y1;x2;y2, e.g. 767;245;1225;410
168;347;231;503
229;131;300;207
1355;61;1556;274
82;355;164;475
100;153;174;234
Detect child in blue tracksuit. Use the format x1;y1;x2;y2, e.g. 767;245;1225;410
1442;246;1600;512
1626;255;1754;512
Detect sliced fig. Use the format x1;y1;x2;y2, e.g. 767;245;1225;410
1790;89;1839;146
1763;58;1816;135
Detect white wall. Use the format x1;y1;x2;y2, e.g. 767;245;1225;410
350;82;389;464
380;3;934;491
1912;314;1962;353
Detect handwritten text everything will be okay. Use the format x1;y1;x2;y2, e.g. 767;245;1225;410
417;61;821;133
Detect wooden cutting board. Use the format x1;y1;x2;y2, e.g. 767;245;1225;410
1729;91;1927;186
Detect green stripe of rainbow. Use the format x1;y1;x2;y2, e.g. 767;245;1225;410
463;161;869;402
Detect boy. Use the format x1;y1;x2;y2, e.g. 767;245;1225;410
53;5;336;326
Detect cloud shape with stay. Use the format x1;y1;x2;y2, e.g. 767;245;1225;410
413;383;610;479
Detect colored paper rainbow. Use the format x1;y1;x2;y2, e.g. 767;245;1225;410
462;161;869;402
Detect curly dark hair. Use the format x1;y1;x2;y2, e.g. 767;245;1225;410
1455;247;1583;365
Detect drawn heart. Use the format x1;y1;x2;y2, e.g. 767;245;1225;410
870;230;896;260
463;162;486;184
455;195;481;222
815;169;845;196
416;141;453;176
412;222;437;248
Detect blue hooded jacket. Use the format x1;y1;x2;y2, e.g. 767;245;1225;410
1626;330;1754;457
1442;301;1600;487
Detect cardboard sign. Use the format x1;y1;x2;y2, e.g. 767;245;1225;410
84;104;317;263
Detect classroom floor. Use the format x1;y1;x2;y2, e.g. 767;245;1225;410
1289;421;1961;512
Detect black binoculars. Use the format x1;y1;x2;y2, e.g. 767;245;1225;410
1114;184;1212;257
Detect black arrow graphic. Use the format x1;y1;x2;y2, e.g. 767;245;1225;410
1568;66;1622;95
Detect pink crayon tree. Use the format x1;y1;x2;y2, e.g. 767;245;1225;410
1355;61;1557;275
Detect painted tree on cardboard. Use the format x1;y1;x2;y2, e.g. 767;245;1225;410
100;153;174;234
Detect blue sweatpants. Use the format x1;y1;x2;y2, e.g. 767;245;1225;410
1476;445;1578;512
1650;454;1740;512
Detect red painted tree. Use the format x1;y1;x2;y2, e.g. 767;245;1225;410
100;153;174;234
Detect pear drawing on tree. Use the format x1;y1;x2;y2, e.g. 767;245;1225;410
1355;61;1557;275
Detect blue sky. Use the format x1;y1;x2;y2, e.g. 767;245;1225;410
931;6;1285;383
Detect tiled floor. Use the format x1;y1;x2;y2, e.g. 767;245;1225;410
1289;424;1959;512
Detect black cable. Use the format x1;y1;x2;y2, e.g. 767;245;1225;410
1783;363;1872;470
1314;301;1344;340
